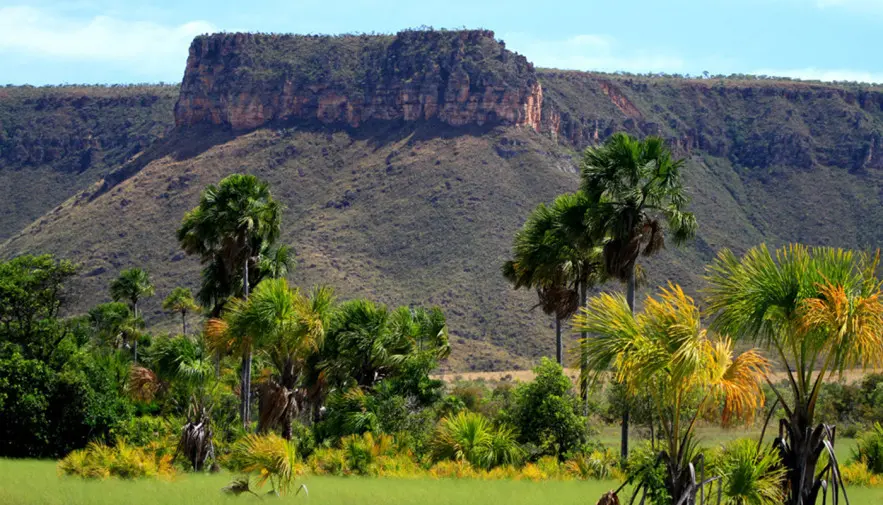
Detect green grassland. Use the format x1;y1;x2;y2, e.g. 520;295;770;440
3;457;882;505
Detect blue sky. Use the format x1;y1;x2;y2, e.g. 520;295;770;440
0;0;879;85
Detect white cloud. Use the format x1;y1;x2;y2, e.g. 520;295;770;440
0;6;216;78
502;33;685;74
751;67;883;84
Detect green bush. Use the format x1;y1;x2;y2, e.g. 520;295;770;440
715;439;785;505
431;411;522;470
503;358;589;459
111;416;178;448
852;423;883;474
625;443;670;505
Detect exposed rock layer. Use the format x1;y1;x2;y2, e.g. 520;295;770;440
175;30;543;131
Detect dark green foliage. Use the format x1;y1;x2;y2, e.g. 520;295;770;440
852;423;883;474
0;348;133;458
0;255;77;358
625;443;671;505
503;358;588;459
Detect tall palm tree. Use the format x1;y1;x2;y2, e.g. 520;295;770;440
705;244;883;505
580;132;697;460
110;268;154;363
162;287;201;335
178;174;283;429
503;192;603;367
575;284;769;505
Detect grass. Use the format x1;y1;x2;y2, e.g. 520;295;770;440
3;457;883;505
2;459;626;505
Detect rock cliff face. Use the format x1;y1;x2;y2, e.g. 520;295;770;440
538;71;883;171
175;30;543;131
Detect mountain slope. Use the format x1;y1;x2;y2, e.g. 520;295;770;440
2;30;882;370
0;85;177;239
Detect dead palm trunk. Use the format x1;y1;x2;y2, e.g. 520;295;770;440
621;265;635;463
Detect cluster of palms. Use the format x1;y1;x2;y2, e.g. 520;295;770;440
118;174;449;473
506;133;883;505
504;133;697;460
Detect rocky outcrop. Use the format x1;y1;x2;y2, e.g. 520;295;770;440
175;30;543;131
537;71;883;170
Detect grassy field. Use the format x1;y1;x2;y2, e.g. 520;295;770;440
0;459;626;505
2;458;883;505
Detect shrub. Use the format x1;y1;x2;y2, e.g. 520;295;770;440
565;448;621;480
625;443;670;505
715;439;785;505
428;459;478;479
111;415;178;448
431;411;522;469
852;423;883;474
504;358;588;459
840;461;880;487
340;432;395;474
57;440;174;479
227;433;301;495
307;447;348;476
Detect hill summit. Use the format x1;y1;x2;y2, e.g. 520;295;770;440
175;30;542;131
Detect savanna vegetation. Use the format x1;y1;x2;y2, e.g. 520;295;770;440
1;132;882;505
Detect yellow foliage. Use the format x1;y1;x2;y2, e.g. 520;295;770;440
57;440;175;480
840;461;882;487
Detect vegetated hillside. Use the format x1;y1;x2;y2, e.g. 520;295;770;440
1;123;580;371
536;70;883;253
2;30;882;370
0;85;177;239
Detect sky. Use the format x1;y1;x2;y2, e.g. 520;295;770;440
0;0;879;86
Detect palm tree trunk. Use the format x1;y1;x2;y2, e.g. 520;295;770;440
579;280;588;414
182;310;187;336
621;266;636;463
133;300;139;364
555;317;563;366
241;257;252;431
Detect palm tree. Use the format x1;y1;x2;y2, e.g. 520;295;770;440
162;287;201;335
319;300;450;391
206;279;332;438
110;268;154;363
256;282;333;439
575;284;768;505
705;244;883;505
502;192;603;367
178;174;283;429
580;132;697;460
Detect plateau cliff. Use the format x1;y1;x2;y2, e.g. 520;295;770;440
175;30;542;131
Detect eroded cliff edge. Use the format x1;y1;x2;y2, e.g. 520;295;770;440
175;30;543;131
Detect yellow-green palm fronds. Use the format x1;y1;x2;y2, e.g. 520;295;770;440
705;338;769;424
800;282;883;373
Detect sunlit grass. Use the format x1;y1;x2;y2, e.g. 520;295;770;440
2;449;881;505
